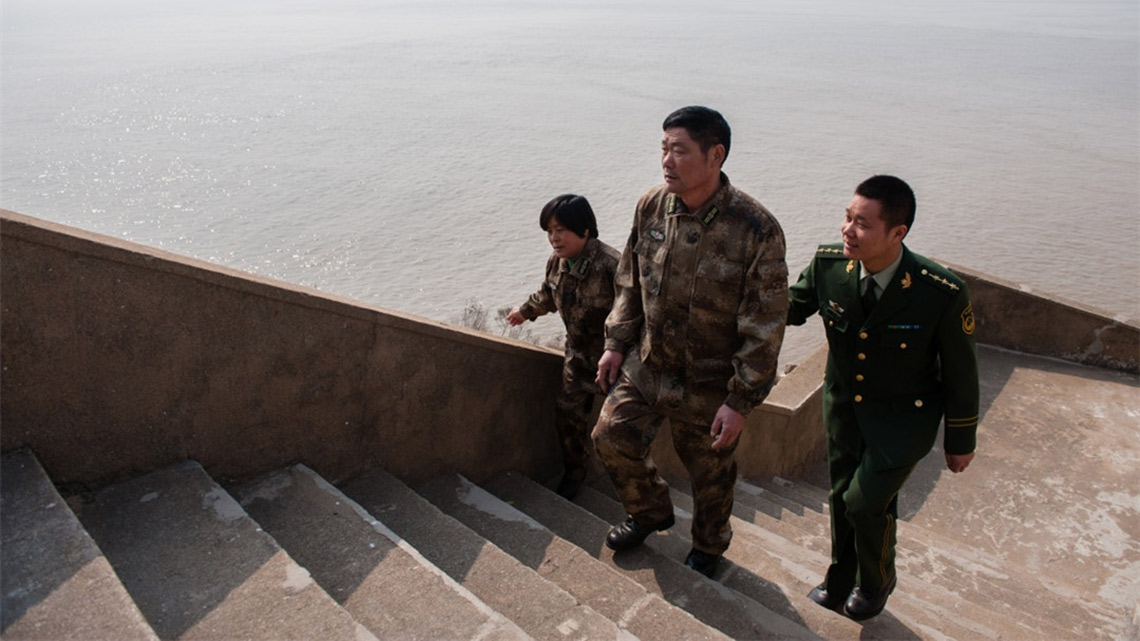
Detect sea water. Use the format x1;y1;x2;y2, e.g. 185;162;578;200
3;0;1137;365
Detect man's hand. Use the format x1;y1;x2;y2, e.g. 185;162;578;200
596;349;624;393
710;405;744;450
946;451;974;473
506;307;526;326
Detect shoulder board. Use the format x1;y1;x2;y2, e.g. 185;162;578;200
815;244;846;259
916;265;964;294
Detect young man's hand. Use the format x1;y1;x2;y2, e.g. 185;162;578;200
506;307;526;326
946;452;974;473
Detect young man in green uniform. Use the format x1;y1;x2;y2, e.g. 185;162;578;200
508;194;620;499
592;106;788;577
787;175;979;620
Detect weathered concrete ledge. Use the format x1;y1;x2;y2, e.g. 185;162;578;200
2;211;568;489
4;210;1134;493
943;259;1139;374
0;211;826;490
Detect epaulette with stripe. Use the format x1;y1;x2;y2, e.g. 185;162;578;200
914;258;965;294
815;243;846;259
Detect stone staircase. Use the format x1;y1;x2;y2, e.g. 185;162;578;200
3;445;1131;640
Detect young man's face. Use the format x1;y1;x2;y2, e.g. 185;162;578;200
547;217;588;259
661;127;722;203
841;193;906;271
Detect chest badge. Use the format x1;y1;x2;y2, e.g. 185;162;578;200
648;229;665;241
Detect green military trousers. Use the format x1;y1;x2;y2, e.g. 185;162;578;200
591;366;738;555
824;408;916;595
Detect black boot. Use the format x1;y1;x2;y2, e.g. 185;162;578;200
844;575;897;621
605;514;675;551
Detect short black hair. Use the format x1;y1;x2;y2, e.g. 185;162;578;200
663;106;731;163
855;175;916;231
539;194;598;240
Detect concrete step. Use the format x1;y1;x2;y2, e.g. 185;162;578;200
752;475;829;515
579;480;991;641
481;471;818;640
1;450;158;641
902;350;1140;630
231;464;531;641
70;460;373;640
416;472;729;641
737;477;1109;639
755;396;1136;641
340;468;630;641
665;482;1012;640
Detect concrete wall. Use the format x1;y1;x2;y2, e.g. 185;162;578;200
942;261;1139;374
2;211;569;489
1;211;827;490
11;209;1126;493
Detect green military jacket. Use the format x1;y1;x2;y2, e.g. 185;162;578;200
788;243;979;469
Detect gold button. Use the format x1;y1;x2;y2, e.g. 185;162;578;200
855;395;863;403
856;374;865;382
915;399;924;408
900;343;908;349
858;353;866;360
859;332;868;339
828;320;834;327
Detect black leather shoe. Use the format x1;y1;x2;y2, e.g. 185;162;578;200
844;575;897;621
807;583;849;612
605;514;675;551
684;549;721;578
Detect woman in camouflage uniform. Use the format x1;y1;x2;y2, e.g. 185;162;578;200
508;194;620;499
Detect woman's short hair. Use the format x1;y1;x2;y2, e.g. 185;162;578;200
539;194;599;240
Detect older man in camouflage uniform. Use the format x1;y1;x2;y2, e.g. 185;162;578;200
593;106;788;577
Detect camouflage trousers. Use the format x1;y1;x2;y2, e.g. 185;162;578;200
591;360;739;555
556;348;605;481
555;383;598;481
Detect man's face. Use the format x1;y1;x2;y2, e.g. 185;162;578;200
661;127;722;200
841;193;906;268
547;217;588;259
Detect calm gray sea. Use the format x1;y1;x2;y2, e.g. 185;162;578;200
3;0;1138;365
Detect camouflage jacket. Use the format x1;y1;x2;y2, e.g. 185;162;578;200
519;237;620;388
605;174;788;417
